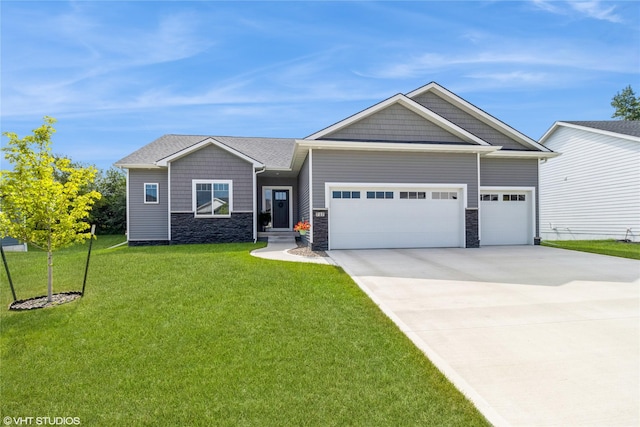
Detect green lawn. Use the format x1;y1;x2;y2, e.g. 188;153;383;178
542;239;640;260
1;238;488;426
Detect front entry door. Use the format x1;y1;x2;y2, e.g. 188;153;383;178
272;190;290;229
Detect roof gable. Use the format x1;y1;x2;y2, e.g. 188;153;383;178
156;137;263;167
540;121;640;143
407;82;549;152
306;94;490;146
319;103;468;144
115;135;296;169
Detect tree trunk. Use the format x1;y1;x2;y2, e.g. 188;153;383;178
47;238;53;303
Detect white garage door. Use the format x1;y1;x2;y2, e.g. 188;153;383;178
480;190;533;246
329;186;464;250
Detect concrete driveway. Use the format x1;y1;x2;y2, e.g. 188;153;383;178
328;246;640;427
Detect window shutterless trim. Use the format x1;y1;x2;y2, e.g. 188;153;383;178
144;183;159;204
192;179;233;218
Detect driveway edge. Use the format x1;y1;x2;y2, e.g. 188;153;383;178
330;254;509;427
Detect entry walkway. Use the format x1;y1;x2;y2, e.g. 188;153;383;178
251;237;334;265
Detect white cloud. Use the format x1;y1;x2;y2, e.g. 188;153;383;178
569;1;623;23
357;36;637;82
531;0;623;23
465;71;550;85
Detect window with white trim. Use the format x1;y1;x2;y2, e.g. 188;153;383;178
144;183;159;204
193;180;232;217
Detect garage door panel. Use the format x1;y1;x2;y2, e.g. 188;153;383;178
331;230;459;250
480;190;533;246
329;187;463;250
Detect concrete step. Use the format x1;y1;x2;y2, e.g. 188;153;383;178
267;236;296;244
258;231;298;237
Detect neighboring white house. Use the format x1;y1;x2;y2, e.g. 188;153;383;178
1;237;27;252
539;121;640;242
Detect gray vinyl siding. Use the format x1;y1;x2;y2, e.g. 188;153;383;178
297;154;310;222
412;92;530;150
480;158;538;187
312;150;478;208
324;103;466;143
128;169;169;241
170;144;254;212
480;157;539;235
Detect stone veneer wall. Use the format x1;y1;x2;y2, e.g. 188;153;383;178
311;209;329;251
170;213;253;244
465;208;479;248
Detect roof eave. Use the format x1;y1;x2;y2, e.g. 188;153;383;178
484;151;560;159
113;163;164;169
296;139;500;154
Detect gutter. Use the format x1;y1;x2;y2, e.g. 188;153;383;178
296;139;501;154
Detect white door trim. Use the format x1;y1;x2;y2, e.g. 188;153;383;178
263;185;294;231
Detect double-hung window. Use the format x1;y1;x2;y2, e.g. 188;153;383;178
144;183;159;204
193;180;232;217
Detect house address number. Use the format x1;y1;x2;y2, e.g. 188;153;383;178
315;211;326;217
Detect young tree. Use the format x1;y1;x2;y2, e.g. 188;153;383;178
611;85;640;120
0;117;101;302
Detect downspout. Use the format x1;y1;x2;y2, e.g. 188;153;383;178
254;166;267;242
476;152;481;244
308;149;313;245
124;168;130;243
167;163;172;243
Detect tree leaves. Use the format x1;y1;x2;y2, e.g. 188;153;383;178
611;85;640;121
0;117;102;300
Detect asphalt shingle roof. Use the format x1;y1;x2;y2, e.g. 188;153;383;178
564;121;640;138
115;135;296;168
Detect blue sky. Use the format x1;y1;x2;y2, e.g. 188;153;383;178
1;1;639;171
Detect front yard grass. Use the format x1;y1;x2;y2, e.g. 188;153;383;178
542;239;640;260
1;238;488;426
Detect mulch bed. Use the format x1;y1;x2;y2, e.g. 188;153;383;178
287;242;328;258
9;291;82;311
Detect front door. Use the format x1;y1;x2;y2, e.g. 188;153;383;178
272;189;290;229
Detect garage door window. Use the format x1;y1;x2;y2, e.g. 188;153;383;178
400;191;427;199
367;191;394;199
332;191;361;199
432;191;458;200
481;194;499;201
503;194;526;201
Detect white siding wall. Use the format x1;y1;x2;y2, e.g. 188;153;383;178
540;126;640;241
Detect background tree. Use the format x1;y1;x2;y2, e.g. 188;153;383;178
52;157;127;235
90;167;126;235
611;85;640;120
0;117;101;302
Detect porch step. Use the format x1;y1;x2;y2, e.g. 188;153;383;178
258;231;298;244
267;236;296;244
